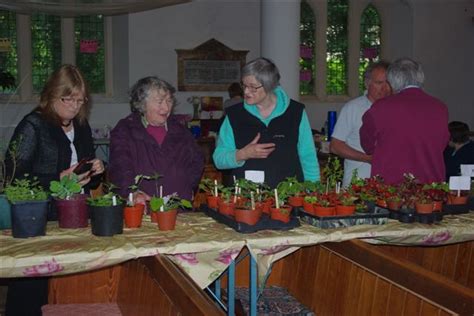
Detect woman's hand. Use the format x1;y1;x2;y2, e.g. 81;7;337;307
59;163;91;186
236;133;276;162
89;158;105;177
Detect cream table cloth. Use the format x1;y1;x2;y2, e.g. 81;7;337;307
1;212;473;288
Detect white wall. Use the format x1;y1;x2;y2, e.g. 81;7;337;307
1;0;473;145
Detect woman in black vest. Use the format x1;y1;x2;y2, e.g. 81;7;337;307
213;57;320;188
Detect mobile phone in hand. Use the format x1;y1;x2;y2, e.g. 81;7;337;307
73;158;93;175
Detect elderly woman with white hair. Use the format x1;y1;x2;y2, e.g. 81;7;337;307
360;57;449;184
213;57;320;188
109;76;204;203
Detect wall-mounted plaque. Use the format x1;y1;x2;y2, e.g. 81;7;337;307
176;39;248;91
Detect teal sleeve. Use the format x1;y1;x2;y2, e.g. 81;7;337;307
212;116;245;169
297;111;320;181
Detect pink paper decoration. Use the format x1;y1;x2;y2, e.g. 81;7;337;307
80;40;98;53
300;70;312;82
362;47;378;59
300;45;312;59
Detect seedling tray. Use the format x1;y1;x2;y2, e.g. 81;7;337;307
201;205;300;233
442;197;473;215
298;207;389;229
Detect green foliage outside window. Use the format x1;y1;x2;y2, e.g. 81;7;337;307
31;14;61;93
75;15;105;94
300;0;315;96
0;10;17;93
359;4;381;93
326;0;348;96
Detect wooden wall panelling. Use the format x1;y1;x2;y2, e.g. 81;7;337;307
48;257;223;316
48;265;121;303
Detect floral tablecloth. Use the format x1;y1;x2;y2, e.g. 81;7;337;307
1;212;473;289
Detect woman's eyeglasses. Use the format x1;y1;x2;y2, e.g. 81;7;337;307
240;83;263;93
60;96;88;107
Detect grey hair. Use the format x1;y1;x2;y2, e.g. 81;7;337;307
129;76;176;114
387;57;424;93
241;57;280;93
364;60;390;88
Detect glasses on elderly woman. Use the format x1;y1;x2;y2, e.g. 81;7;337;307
60;96;88;107
240;83;263;93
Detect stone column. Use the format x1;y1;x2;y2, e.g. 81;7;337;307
261;0;301;100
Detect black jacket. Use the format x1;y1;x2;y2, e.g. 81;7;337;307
5;110;100;191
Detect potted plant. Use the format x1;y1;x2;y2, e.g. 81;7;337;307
217;186;235;216
313;192;336;217
87;183;125;237
277;177;305;207
336;191;357;216
50;173;88;228
0;139;20;230
234;198;261;226
149;193;192;231
322;156;343;192
270;188;291;223
199;178;221;209
414;191;434;214
422;182;448;211
303;195;317;214
5;175;49;238
123;175;150;228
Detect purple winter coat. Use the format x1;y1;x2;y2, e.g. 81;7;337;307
109;113;205;200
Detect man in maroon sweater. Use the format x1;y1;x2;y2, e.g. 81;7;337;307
360;58;449;184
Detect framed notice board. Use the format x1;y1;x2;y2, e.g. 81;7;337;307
176;39;248;91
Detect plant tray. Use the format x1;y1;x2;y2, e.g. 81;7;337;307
442;197;473;215
201;205;300;233
297;207;389;229
387;208;444;224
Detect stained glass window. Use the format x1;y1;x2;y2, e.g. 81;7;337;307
31;14;61;92
326;0;348;95
359;4;381;92
300;0;315;96
75;15;105;93
0;10;17;93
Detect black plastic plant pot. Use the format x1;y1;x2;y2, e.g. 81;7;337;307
10;200;49;238
89;204;124;237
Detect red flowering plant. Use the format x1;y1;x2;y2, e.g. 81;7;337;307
398;173;421;209
422;182;449;202
337;191;358;206
315;192;338;207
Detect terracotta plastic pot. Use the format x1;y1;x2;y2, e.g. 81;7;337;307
261;199;273;214
235;208;261;225
387;200;402;211
288;196;304;207
233;196;248;209
313;205;335;217
432;200;443;212
206;195;220;209
376;199;387;208
447;194;469;205
270;207;291;223
55;194;88;228
156;209;178;231
150;211;159;223
302;200;314;214
124;203;145;228
336;205;356;216
218;200;235;216
415;202;434;214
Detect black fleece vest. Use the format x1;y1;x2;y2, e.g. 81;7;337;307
226;100;304;188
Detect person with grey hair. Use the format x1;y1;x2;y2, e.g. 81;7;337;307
330;61;391;187
109;76;204;203
213;57;320;188
360;57;449;184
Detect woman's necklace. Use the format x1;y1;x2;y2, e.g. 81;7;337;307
61;120;72;128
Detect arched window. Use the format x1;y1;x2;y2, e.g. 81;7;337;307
31;13;62;92
359;4;382;92
300;0;315;96
0;10;17;93
326;0;348;95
